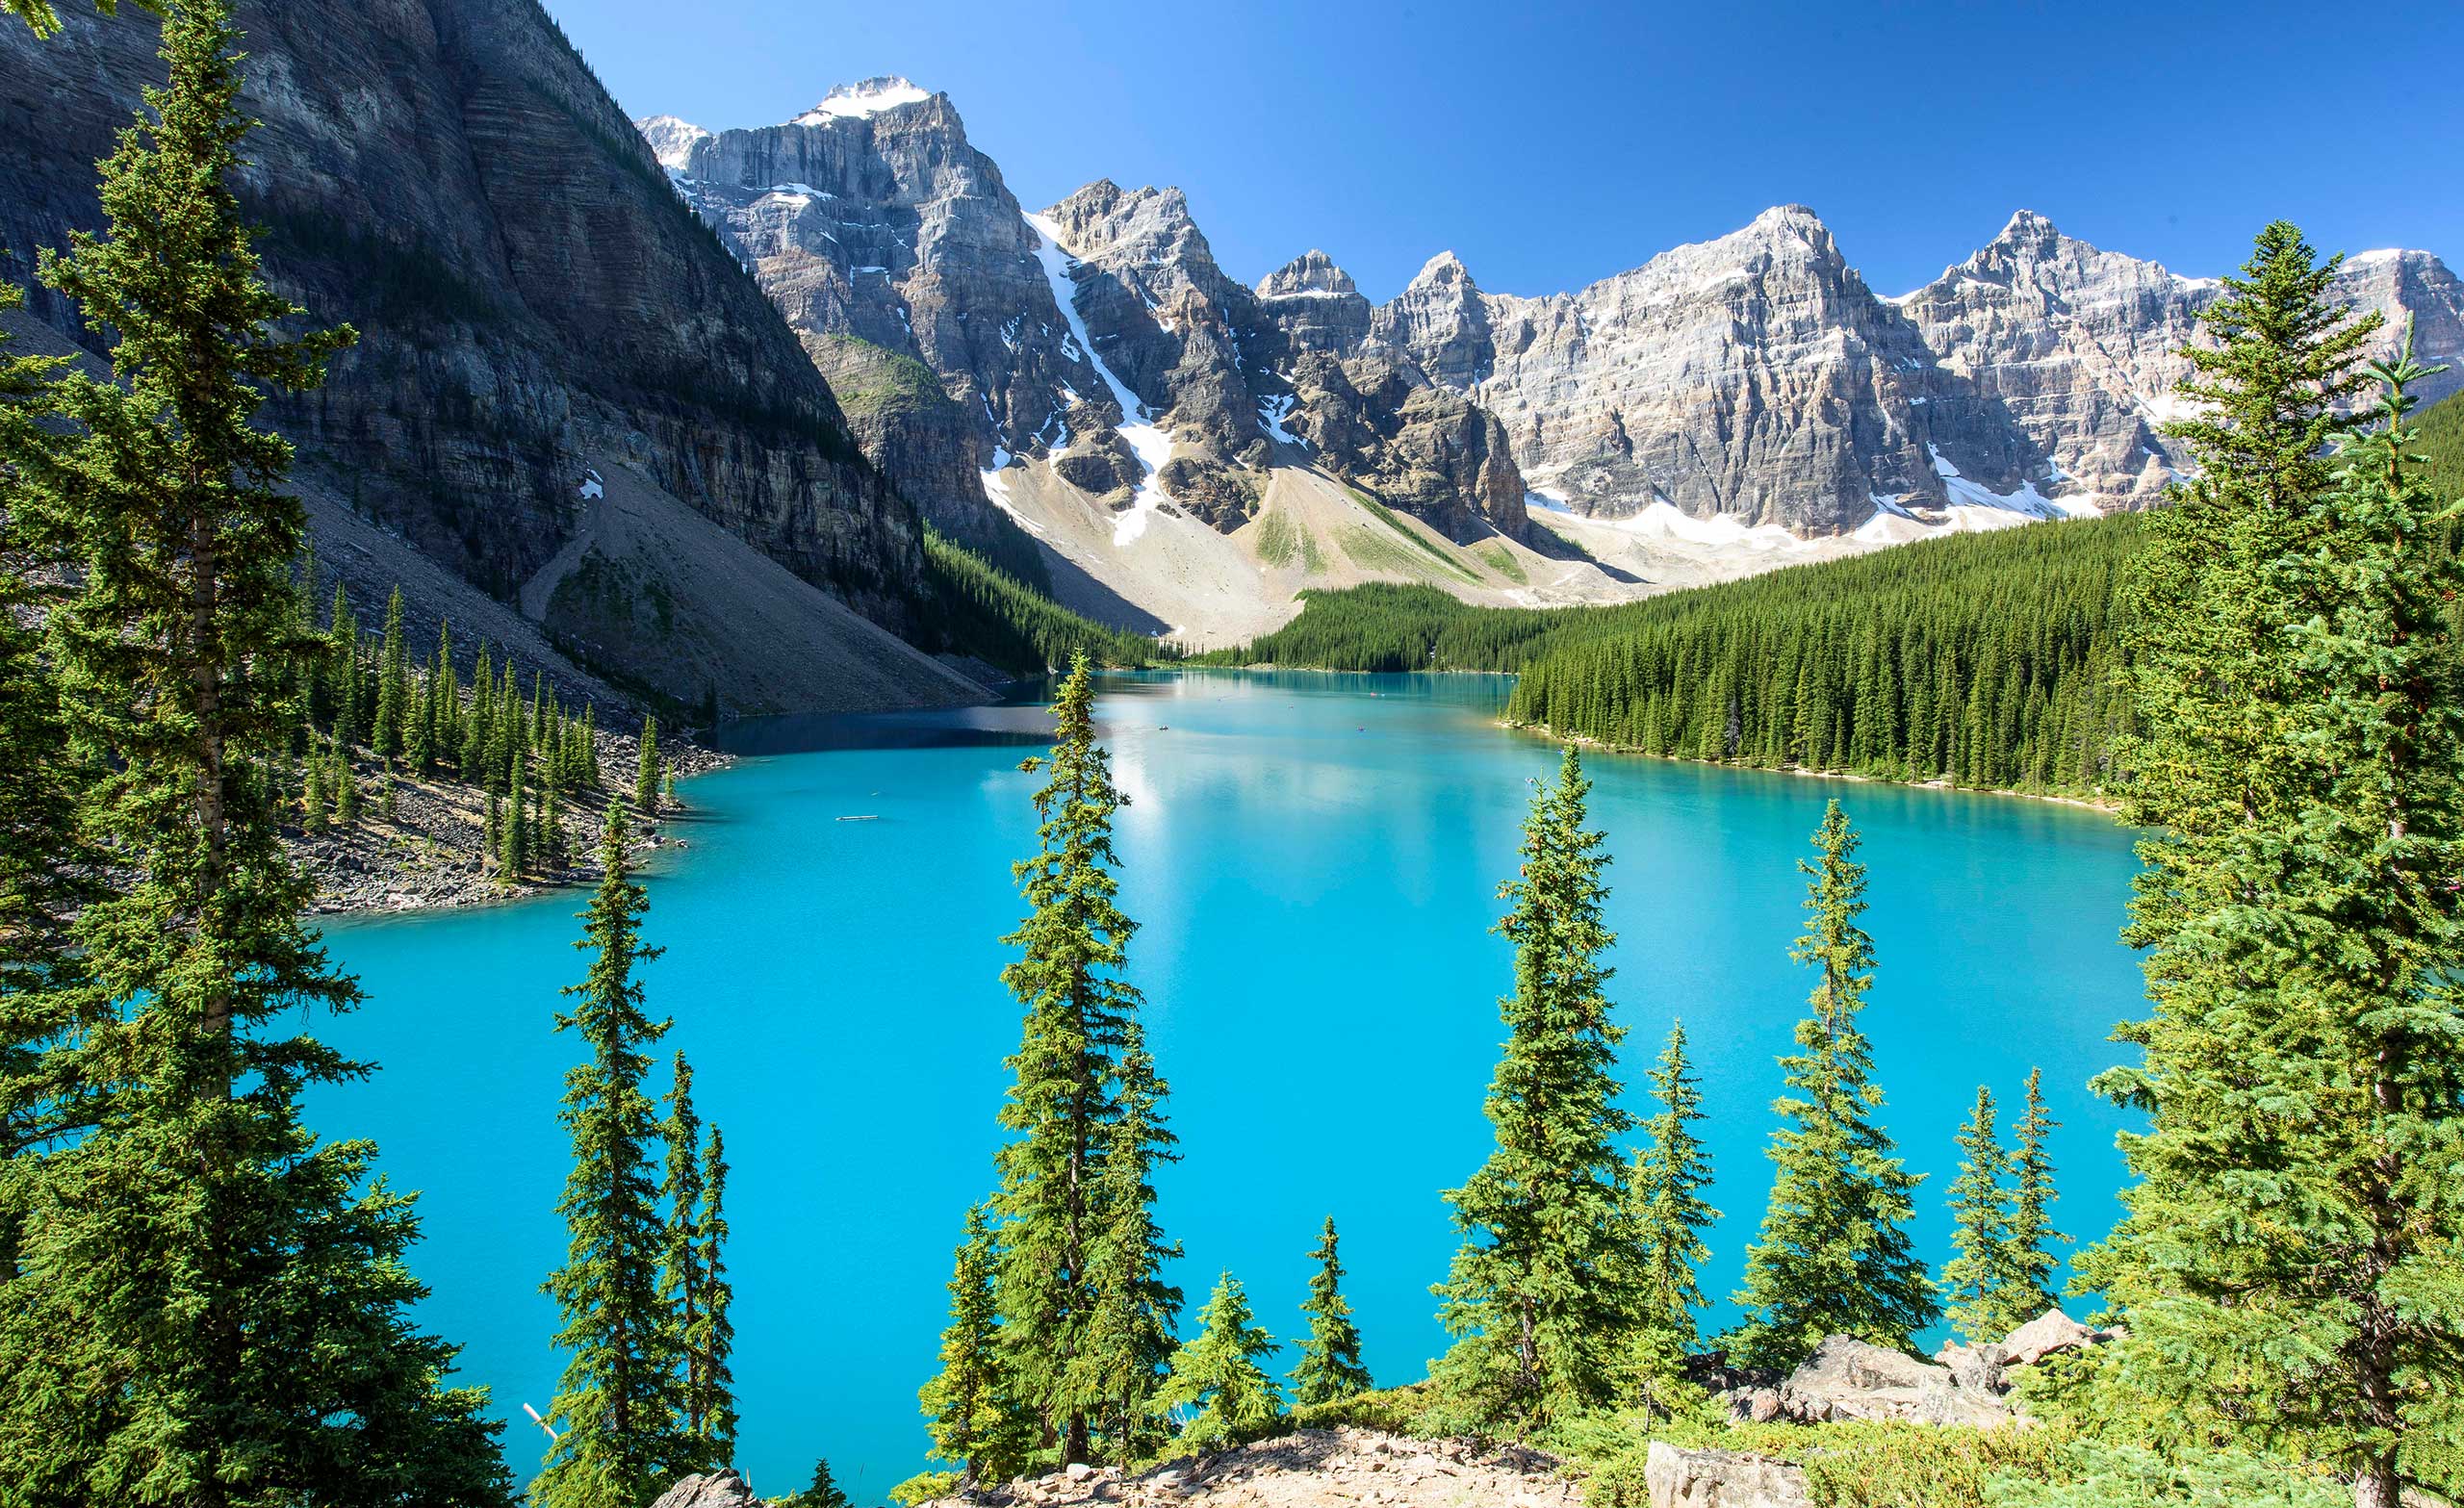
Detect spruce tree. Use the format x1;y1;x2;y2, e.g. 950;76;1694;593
0;4;507;1499
1072;1031;1181;1466
2085;287;2464;1507
1433;746;1633;1428
500;747;527;878
334;733;359;825
920;1203;1029;1487
372;583;406;764
787;1459;851;1508
1939;1085;2014;1346
1289;1216;1372;1407
2000;1066;2065;1332
659;1052;707;1454
635;715;660;815
1153;1272;1280;1454
1630;1018;1717;1348
688;1123;736;1463
989;651;1159;1465
537;801;683;1507
1729;802;1936;1369
409;651;435;773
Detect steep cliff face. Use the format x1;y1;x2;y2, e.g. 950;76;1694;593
646;96;1531;549
1370;208;2464;536
0;0;955;708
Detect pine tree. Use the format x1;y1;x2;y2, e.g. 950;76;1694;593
1433;746;1633;1428
334;731;360;825
1939;1085;2013;1346
689;1124;736;1463
536;802;682;1507
1072;1031;1182;1466
500;748;527;878
409;652;435;773
0;4;508;1499
1630;1019;1717;1348
2084;276;2464;1507
1289;1216;1372;1407
921;1203;1029;1487
461;645;490;778
989;652;1158;1465
635;715;660;815
1154;1272;1280;1454
787;1459;852;1508
659;1052;706;1455
1729;801;1936;1369
1999;1066;2066;1332
372;583;406;764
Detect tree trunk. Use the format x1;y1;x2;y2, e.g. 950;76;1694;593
2352;1456;2400;1508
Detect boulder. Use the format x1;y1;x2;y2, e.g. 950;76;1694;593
651;1471;761;1508
1778;1335;2010;1426
1999;1309;2100;1367
1934;1340;2011;1394
1644;1442;1811;1508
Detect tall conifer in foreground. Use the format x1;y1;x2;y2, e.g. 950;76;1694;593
989;652;1160;1465
660;1051;709;1460
1730;802;1935;1369
635;715;660;814
1289;1216;1373;1407
1153;1272;1280;1454
1999;1066;2065;1332
686;1123;737;1464
1939;1086;2014;1345
537;802;682;1508
920;1203;1028;1487
1073;1031;1182;1465
1434;746;1633;1429
2085;246;2464;1506
0;4;507;1499
1630;1019;1717;1348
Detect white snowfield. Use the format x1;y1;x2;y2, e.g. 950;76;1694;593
794;77;930;123
1022;212;1177;547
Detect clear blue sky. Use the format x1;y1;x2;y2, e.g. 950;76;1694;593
547;0;2463;303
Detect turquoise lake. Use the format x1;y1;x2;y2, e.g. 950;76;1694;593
311;671;2144;1497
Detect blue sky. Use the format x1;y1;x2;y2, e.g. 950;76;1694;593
549;0;2463;303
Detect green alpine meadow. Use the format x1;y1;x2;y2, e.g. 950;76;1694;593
2;2;2460;1506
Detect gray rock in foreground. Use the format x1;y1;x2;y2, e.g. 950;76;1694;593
1645;1441;1811;1508
651;1471;761;1508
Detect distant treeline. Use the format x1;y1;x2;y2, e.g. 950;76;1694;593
1202;516;2144;796
919;525;1170;675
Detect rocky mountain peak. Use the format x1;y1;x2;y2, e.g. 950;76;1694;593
1258;249;1359;299
1995;208;2064;247
1409;249;1477;291
793;76;932;123
635;114;709;172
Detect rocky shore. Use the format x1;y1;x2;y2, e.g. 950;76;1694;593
291;730;731;917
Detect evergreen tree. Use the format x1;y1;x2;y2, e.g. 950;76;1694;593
1939;1085;2014;1346
659;1052;706;1454
1153;1272;1280;1454
1630;1019;1717;1348
543;773;568;875
1433;746;1633;1428
2083;249;2464;1507
372;583;406;764
1288;1216;1372;1407
500;748;527;878
2000;1066;2065;1332
988;652;1157;1465
461;645;489;778
536;801;682;1507
1072;1032;1181;1466
786;1459;851;1508
409;652;435;773
301;739;328;832
688;1123;736;1463
1729;802;1936;1369
0;4;507;1499
920;1202;1030;1487
334;734;359;825
635;715;660;815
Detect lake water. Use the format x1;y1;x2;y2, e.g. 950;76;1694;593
311;671;2144;1497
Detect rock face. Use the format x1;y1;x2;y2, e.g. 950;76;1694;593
1772;1334;2013;1426
649;1471;761;1508
644;98;1531;546
1644;1442;1811;1508
919;1427;1578;1508
0;0;953;710
1373;207;2463;536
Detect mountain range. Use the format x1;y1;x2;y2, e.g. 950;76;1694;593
639;78;2463;642
5;2;2456;704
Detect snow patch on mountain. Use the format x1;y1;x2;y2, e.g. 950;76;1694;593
1023;212;1176;546
795;77;930;123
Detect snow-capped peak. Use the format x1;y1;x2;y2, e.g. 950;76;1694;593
794;77;930;124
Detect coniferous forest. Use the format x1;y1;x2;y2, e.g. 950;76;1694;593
2;5;2460;1508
